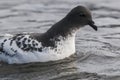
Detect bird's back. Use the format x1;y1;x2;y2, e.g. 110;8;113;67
0;32;75;64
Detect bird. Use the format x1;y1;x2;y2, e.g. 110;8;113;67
0;6;97;64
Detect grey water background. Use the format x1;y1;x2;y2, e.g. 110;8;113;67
0;0;120;80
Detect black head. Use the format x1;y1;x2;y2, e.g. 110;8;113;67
66;6;97;31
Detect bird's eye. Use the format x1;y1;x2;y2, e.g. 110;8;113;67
79;13;86;17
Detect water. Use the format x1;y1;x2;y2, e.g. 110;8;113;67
0;0;120;80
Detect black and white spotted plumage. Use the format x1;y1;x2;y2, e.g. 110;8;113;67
0;6;97;64
0;34;43;55
14;34;42;52
0;33;76;64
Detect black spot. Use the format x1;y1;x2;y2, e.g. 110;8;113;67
12;37;16;40
21;47;25;51
10;40;13;46
34;48;37;51
23;44;27;48
23;38;27;41
11;48;14;51
35;43;38;46
3;39;7;42
16;42;21;47
14;50;17;53
38;47;42;52
32;40;35;44
33;43;35;47
58;43;61;45
28;39;31;42
22;39;26;44
11;48;17;53
1;43;4;47
55;48;57;51
27;44;33;51
0;48;4;53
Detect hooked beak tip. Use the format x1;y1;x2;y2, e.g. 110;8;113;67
88;20;98;31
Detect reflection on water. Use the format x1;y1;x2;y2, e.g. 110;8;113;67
0;0;120;80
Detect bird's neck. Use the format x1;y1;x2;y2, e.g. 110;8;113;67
45;18;78;39
41;18;78;47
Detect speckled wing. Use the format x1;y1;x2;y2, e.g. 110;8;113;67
0;34;43;57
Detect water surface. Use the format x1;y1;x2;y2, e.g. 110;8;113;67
0;0;120;80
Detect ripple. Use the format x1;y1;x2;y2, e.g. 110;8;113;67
0;0;120;79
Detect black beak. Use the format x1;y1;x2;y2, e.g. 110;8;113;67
88;20;98;31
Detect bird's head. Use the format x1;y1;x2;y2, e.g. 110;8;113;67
66;6;97;31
